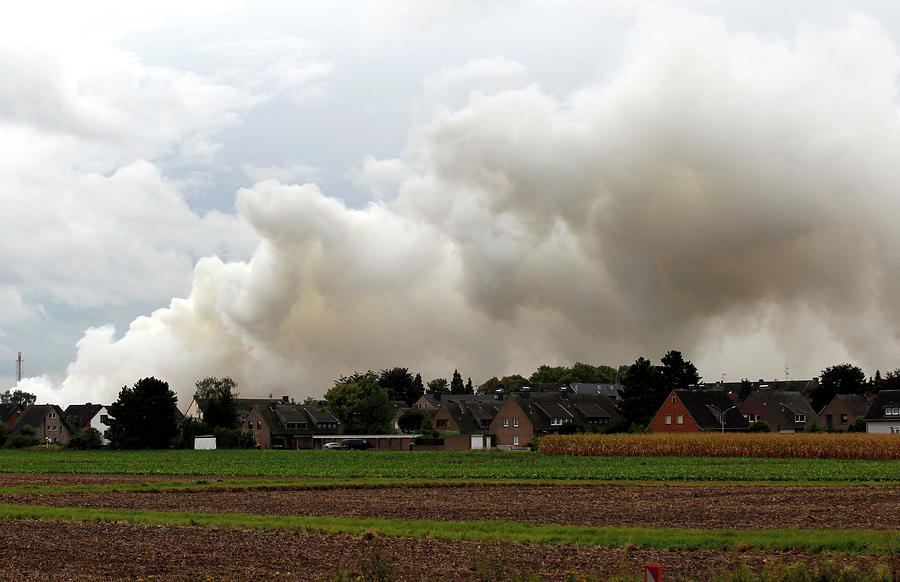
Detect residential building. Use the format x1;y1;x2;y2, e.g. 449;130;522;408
244;401;339;449
489;390;621;449
818;394;869;431
864;390;900;434
64;403;110;445
648;390;748;433
739;391;818;433
0;403;24;432
10;404;74;445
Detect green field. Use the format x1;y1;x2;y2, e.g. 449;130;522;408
1;449;900;482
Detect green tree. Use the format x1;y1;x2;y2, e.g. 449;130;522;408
529;365;568;384
325;376;393;434
738;379;753;401
378;367;422;406
427;378;449;394
419;411;438;437
616;357;664;428
106;377;179;449
193;377;239;429
412;374;425;399
476;375;528;394
397;409;425;433
747;420;771;432
812;363;867;411
659;350;701;390
450;369;465;394
0;389;36;407
465;377;474;394
66;428;102;450
880;369;900;390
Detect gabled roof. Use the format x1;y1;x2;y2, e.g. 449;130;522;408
10;404;73;435
509;393;621;431
439;401;502;434
865;390;900;420
0;403;22;422
672;390;748;430
255;402;339;435
820;393;869;417
744;390;817;430
64;404;104;429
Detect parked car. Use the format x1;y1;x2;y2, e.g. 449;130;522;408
340;438;372;450
322;442;341;449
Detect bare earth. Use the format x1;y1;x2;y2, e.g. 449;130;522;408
0;475;897;580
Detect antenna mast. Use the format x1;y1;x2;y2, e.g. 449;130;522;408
784;364;790;382
15;352;23;383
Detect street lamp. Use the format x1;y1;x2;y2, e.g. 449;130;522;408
721;405;738;433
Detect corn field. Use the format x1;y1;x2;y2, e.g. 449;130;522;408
539;433;900;459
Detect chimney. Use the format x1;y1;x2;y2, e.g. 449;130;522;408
282;395;289;403
521;387;530;399
495;389;503;401
560;387;568;400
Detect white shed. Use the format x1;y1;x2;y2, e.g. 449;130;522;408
194;435;216;450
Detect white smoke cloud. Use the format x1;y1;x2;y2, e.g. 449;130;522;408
43;8;900;406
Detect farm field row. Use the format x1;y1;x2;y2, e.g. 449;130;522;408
3;449;900;482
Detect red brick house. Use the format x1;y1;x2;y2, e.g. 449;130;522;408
0;403;24;432
432;395;504;433
244;401;339;449
818;393;869;431
489;391;620;449
739;391;817;433
648;390;748;432
10;404;74;445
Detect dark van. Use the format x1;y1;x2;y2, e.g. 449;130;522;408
341;438;372;450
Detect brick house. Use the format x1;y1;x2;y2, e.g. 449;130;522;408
244;401;339;449
739;391;818;433
818;393;869;431
432;394;504;433
0;403;24;432
489;391;621;449
648;390;748;432
10;404;74;445
863;390;900;434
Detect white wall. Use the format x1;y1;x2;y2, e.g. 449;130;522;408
866;421;900;434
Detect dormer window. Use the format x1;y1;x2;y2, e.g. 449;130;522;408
550;418;563;426
795;414;806;423
886;407;900;416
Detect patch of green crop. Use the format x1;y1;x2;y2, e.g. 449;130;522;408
0;450;898;483
0;503;897;555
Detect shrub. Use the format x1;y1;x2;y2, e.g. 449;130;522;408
747;420;771;433
66;428;102;450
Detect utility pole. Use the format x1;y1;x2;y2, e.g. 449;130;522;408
15;352;23;383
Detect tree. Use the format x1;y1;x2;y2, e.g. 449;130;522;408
450;369;465;394
66;428;102;450
747;420;771;432
476;375;528;394
659;350;701;391
106;377;179;449
465;377;474;394
419;412;438;437
811;364;867;412
1;389;36;407
616;357;664;428
738;379;753;401
193;377;239;429
378;367;422;406
334;370;377;386
397;409;425;433
427;378;449;394
325;376;393;434
881;369;900;391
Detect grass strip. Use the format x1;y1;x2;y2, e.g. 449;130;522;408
2;477;899;496
2;450;900;482
0;503;897;555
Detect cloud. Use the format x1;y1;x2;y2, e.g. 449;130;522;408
242;163;322;184
43;8;900;408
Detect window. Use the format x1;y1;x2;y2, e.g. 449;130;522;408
672;397;676;404
676;415;683;425
513;417;519;427
887;408;900;416
665;415;671;425
598;417;610;425
503;417;509;427
795;414;806;423
840;414;848;425
892;426;900;434
100;414;108;425
513;435;520;446
256;420;261;429
49;412;56;419
550;418;563;426
436;419;449;429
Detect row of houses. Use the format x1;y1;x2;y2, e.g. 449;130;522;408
0;402;109;446
650;388;900;434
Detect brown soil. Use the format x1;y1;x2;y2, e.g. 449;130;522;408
2;475;898;580
0;519;891;582
3;483;899;530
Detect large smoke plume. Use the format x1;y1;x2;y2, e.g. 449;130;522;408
34;9;900;406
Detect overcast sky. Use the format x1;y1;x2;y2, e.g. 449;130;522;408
4;1;900;407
